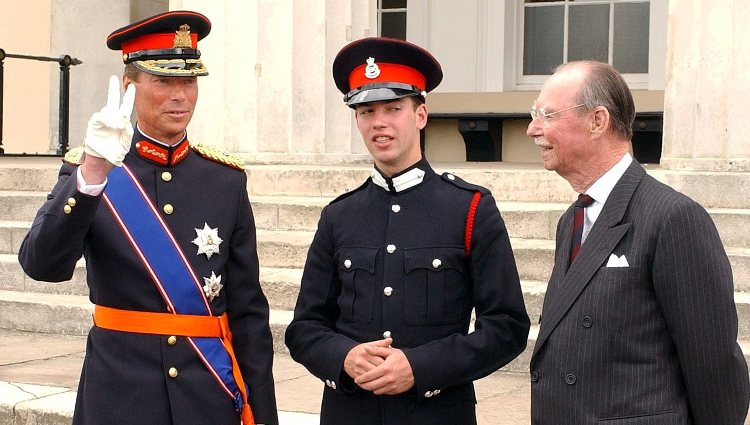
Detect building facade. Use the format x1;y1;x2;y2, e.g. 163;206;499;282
1;0;748;172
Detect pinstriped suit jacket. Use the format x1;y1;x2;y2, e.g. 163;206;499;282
530;161;749;425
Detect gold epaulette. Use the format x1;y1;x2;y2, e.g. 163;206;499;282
63;146;85;165
191;143;246;170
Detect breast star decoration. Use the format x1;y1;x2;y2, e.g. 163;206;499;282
192;223;223;259
203;271;223;302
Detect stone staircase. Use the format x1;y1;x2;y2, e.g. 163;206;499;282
1;157;749;422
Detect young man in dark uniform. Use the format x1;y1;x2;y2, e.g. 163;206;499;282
18;11;277;425
285;37;530;425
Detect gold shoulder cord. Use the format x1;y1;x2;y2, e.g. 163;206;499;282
191;144;246;170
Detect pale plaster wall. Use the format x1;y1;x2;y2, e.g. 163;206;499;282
49;0;130;152
171;0;373;163
662;0;750;171
0;0;51;154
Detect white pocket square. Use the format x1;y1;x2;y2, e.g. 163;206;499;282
606;253;629;267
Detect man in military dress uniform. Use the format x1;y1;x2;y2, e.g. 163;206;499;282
284;37;530;425
18;11;277;425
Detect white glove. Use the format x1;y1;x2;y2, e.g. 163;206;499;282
83;75;136;167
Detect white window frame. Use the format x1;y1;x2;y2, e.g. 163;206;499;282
377;0;408;38
514;0;666;91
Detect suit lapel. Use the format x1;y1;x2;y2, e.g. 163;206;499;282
532;162;646;359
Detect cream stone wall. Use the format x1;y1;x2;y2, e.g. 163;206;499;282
7;0;747;170
662;0;750;171
0;0;51;154
49;0;129;152
171;0;373;164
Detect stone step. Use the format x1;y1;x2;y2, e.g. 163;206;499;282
4;234;750;305
253;230;750;290
0;157;62;192
1;288;749;359
250;230;559;280
244;163;750;209
0;254;548;325
2;326;749;425
0;191;47;222
0;289;293;354
4;190;749;255
3;158;750;209
0;327;533;425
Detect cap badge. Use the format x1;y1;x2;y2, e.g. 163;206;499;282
173;24;193;48
192;223;223;259
202;271;223;302
365;57;381;79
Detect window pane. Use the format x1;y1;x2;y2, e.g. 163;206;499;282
568;4;609;62
613;2;649;73
380;12;407;39
524;6;564;75
381;0;407;8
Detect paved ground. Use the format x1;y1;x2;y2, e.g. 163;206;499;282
0;328;531;424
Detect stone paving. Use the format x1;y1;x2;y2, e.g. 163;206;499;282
0;328;532;425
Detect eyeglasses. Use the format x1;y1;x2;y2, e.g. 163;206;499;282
530;103;586;128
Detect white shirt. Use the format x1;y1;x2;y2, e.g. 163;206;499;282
581;153;633;243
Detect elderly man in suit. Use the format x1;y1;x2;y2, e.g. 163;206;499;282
527;60;749;424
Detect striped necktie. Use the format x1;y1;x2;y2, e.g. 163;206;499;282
570;194;594;264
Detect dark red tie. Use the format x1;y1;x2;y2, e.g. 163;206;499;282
570;194;594;264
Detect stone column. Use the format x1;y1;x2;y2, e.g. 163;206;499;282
661;0;750;171
171;0;373;164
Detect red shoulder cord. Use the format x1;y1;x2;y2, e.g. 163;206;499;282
464;191;482;256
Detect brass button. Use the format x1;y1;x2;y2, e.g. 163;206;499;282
67;197;77;207
344;259;352;269
161;171;172;182
168;367;178;378
167;336;177;345
386;244;396;254
63;205;72;214
391;204;401;213
383;330;392;339
425;390;433;398
432;258;442;268
163;204;174;215
383;286;393;297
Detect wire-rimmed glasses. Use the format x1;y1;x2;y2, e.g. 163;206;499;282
530;103;585;128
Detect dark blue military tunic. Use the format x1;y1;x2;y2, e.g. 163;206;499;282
285;158;530;425
18;127;278;425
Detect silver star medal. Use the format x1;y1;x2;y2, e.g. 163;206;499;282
203;271;223;302
192;223;223;260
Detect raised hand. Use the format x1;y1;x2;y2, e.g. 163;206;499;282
83;75;135;167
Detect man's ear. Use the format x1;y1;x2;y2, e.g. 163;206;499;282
416;103;428;130
590;106;609;137
122;75;133;90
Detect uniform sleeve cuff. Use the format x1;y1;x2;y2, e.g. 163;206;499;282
76;167;107;196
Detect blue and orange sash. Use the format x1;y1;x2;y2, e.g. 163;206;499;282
98;164;254;424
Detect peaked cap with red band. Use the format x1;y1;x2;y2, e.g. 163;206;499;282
333;37;443;108
106;10;211;77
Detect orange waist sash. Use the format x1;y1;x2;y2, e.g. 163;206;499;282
92;305;255;425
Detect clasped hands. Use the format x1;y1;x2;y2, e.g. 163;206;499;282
343;337;415;395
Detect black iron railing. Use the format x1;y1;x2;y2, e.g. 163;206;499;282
0;48;83;156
